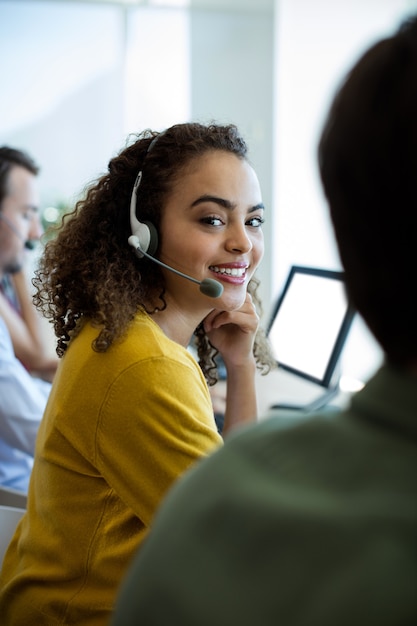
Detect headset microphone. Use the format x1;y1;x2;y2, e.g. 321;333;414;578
0;214;35;250
128;235;223;298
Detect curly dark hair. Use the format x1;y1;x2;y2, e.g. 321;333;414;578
33;122;275;383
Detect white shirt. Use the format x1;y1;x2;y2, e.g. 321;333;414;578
0;316;51;492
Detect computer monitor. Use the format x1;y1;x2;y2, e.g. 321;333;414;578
267;265;355;390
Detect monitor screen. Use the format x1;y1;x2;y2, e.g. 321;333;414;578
267;266;355;387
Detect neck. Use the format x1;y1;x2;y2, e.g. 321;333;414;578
150;308;202;348
150;297;213;348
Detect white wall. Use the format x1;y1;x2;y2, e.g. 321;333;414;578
0;1;194;206
0;1;126;204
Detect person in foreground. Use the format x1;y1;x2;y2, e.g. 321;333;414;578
0;146;52;493
0;122;273;624
110;16;417;626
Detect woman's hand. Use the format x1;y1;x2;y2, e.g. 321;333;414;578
203;293;259;370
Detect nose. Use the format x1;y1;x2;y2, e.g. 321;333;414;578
225;223;253;254
29;213;44;241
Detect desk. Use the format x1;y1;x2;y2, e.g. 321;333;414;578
255;369;352;418
211;369;353;424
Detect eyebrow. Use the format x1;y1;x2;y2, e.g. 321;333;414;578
191;194;265;213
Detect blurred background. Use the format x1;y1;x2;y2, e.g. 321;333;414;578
1;0;416;385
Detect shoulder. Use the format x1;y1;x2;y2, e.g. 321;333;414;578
64;312;202;382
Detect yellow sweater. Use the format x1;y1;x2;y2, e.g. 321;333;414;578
0;311;222;625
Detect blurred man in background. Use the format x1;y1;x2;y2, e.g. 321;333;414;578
0;146;54;493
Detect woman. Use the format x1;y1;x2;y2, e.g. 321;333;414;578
0;122;273;624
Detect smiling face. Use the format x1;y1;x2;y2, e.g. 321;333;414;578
157;150;264;313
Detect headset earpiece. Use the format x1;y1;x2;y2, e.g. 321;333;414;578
130;219;158;257
128;169;158;257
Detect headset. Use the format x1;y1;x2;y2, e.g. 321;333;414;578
128;134;160;258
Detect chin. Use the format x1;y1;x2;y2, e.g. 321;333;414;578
218;291;246;312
